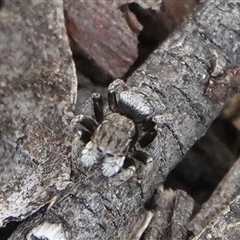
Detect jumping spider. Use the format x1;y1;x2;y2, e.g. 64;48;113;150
77;79;166;177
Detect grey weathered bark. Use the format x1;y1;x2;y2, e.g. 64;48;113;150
64;0;198;85
64;0;164;85
141;189;194;240
193;194;240;240
189;155;240;235
0;0;77;228
1;0;240;240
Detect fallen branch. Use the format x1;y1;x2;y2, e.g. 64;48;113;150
1;0;240;239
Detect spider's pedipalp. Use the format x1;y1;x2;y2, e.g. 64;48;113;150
102;156;125;177
80;141;100;167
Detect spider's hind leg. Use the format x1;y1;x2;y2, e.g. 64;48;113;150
133;149;153;165
131;123;157;180
132;148;154;181
135;119;158;148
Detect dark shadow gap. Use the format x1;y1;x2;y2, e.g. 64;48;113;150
64;10;112;87
0;205;49;239
164;117;240;205
124;2;171;79
0;221;20;240
0;0;4;10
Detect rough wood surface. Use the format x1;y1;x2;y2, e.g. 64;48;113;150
165;118;240;204
1;0;240;240
189;155;240;235
0;0;77;227
127;0;240;175
193;194;240;240
141;189;194;240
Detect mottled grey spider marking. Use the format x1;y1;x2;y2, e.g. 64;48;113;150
81;113;135;177
78;79;166;177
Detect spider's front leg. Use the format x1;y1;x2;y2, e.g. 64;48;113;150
70;92;103;136
70;93;104;168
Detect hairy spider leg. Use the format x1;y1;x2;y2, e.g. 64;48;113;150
102;155;126;177
91;92;104;123
80;141;101;167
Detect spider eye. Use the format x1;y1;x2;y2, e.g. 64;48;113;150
106;153;114;157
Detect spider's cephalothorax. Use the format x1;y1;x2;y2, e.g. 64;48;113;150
77;79;165;177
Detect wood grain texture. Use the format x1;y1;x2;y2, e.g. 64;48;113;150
0;0;77;227
1;1;240;239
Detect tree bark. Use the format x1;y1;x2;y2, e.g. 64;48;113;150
141;189;194;240
64;0;198;85
193;194;240;240
0;0;77;228
189;155;240;236
1;0;240;240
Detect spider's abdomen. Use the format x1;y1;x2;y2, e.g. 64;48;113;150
117;87;165;124
118;90;154;123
